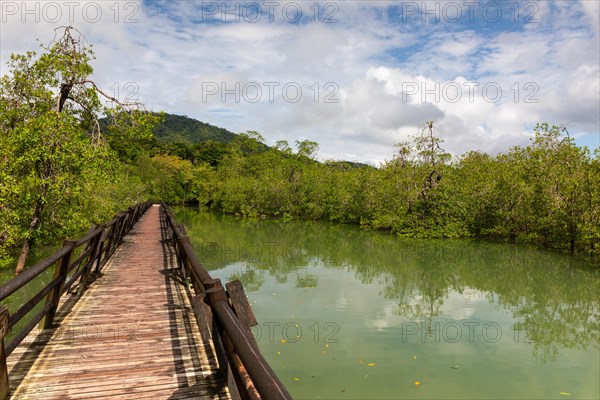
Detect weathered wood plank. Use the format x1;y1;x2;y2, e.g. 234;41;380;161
6;205;230;399
226;280;258;331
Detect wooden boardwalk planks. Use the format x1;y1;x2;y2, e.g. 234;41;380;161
6;205;230;399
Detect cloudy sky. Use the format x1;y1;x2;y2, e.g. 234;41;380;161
1;0;599;164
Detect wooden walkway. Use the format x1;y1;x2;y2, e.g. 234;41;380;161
5;205;231;399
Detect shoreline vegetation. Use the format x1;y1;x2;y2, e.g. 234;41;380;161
165;123;600;260
1;30;599;271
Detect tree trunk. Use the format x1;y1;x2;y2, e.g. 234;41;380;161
14;203;42;274
14;238;33;275
57;82;73;113
569;221;576;255
570;238;575;255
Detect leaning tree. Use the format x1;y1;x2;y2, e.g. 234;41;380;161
0;27;160;273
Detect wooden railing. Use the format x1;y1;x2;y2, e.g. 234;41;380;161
0;202;151;399
161;203;292;400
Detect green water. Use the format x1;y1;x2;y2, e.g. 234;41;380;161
176;207;599;400
0;244;59;310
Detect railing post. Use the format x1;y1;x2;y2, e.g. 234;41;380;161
117;214;128;242
127;206;135;231
94;239;105;273
206;280;228;305
78;225;105;296
42;240;76;329
0;306;10;400
174;227;188;272
205;281;241;395
90;225;105;266
103;223;115;258
112;215;123;251
124;208;132;233
136;203;142;221
177;223;188;237
134;206;139;226
114;215;122;245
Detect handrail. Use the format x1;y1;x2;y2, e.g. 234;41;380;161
161;203;292;400
0;245;72;300
0;201;152;399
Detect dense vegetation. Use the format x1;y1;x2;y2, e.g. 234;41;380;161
1;31;598;271
162;125;599;257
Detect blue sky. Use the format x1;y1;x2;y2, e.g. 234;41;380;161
1;0;598;163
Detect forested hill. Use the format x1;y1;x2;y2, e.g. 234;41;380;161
100;113;237;144
152;113;236;144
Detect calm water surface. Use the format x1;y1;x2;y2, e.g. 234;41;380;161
176;207;599;400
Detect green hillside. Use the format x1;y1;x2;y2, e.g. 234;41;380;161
100;113;237;144
153;113;236;144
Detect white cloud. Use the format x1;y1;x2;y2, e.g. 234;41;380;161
580;0;600;33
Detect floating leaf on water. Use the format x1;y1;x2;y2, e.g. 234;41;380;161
367;363;376;366
415;381;421;386
277;351;281;355
559;392;572;396
293;377;300;381
359;359;365;364
412;355;417;360
451;364;460;369
281;339;286;344
340;389;347;393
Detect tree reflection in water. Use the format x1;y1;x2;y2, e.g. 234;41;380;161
178;208;599;363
